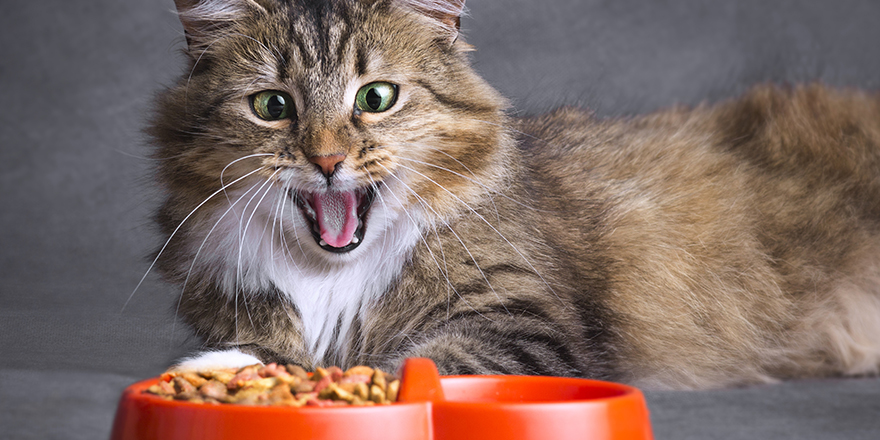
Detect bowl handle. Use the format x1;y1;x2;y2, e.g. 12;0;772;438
396;358;446;403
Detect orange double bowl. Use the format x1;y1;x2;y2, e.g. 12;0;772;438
110;358;653;440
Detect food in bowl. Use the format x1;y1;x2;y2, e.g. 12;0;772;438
145;363;400;407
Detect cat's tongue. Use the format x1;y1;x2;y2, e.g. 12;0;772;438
312;190;359;248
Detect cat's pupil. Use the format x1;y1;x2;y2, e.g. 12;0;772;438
267;95;286;119
365;88;382;111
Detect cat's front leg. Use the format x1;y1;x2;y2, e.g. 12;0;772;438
172;284;311;372
170;348;263;372
395;314;607;379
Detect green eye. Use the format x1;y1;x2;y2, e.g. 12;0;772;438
251;91;293;121
355;82;398;113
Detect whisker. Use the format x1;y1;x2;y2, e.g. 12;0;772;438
395;144;501;222
276;186;303;273
237;170;281;271
466;117;612;183
376;163;496;320
169;129;232;142
349;179;479;360
468;118;549;146
268;185;280;281
233;174;280;343
170;177;267;343
113;149;190;161
257;175;289;284
372;172;457;302
270;181;298;275
394;162;567;309
288;188;308;259
235;172;281;334
255;175;284;247
123;166;264;312
221;153;275;205
369;174;433;264
392;145;555;214
365;174;389;256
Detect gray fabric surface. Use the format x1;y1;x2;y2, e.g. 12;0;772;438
645;378;880;440
0;370;138;440
1;0;878;439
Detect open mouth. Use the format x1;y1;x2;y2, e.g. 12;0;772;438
293;186;376;253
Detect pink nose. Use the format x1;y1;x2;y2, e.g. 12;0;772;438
308;154;346;176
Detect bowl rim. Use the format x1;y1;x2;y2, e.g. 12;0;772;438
124;373;643;412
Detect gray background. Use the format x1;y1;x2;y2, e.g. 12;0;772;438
1;0;879;439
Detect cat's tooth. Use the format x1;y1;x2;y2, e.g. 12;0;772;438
351;236;360;244
319;239;328;247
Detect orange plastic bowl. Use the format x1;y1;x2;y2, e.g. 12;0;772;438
110;358;653;440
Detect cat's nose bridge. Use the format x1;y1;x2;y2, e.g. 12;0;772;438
301;128;350;177
304;128;348;157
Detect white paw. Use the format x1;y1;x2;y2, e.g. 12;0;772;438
171;349;263;372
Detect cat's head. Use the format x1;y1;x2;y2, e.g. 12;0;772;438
151;0;512;262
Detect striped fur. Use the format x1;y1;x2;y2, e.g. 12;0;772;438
150;0;880;389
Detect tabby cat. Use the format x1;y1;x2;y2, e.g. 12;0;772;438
149;0;880;389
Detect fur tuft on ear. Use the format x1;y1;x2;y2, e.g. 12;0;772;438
397;0;466;42
173;0;266;49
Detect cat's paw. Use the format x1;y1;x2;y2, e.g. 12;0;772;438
170;349;263;373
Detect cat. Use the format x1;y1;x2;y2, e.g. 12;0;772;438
148;0;880;390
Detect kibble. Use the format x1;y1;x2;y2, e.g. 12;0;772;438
145;364;400;407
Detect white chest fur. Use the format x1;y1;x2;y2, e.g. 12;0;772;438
192;183;422;366
267;216;420;365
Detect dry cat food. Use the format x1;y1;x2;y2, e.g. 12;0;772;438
145;364;400;407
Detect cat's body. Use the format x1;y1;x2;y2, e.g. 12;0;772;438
151;0;880;389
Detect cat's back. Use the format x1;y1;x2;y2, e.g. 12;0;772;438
520;83;880;179
517;84;880;226
512;84;880;388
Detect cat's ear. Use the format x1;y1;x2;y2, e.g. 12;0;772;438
173;0;267;50
398;0;466;43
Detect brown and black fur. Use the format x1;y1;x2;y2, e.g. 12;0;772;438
149;0;880;389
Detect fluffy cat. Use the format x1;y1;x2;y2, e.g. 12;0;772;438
149;0;880;390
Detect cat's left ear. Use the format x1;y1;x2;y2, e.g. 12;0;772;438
400;0;466;43
173;0;267;50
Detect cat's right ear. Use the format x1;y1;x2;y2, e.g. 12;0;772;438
399;0;466;44
173;0;266;51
